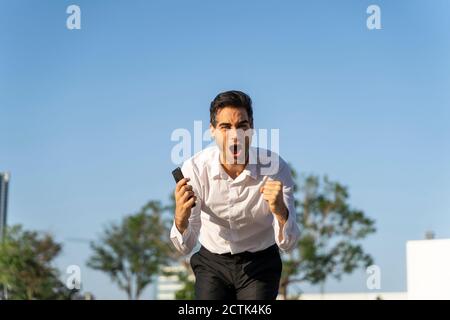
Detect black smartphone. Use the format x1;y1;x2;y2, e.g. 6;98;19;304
172;167;195;207
172;167;184;183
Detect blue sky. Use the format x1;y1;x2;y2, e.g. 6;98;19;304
1;0;449;299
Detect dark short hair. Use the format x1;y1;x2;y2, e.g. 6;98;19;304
210;90;253;127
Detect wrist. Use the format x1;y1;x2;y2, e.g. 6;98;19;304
175;217;189;234
274;205;288;224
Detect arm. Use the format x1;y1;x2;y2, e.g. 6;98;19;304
261;162;300;252
170;161;202;255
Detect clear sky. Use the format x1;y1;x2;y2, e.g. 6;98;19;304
1;0;449;299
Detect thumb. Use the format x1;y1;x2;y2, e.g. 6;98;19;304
260;175;272;193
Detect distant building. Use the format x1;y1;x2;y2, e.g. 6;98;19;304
299;238;450;300
0;172;10;240
156;264;194;300
298;292;407;300
407;238;450;299
70;291;96;300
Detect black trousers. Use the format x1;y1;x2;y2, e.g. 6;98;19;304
190;244;282;300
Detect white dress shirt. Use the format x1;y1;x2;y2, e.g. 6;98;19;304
170;146;300;255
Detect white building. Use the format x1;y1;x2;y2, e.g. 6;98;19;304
156;264;194;300
407;238;450;300
301;238;450;300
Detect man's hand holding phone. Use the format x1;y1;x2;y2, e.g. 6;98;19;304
173;168;196;234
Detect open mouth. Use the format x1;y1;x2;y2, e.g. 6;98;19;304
229;144;243;157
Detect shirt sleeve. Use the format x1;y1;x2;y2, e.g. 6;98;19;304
170;159;202;255
272;161;300;252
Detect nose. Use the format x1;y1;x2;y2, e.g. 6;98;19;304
228;128;238;142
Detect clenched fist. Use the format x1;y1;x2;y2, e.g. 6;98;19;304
260;178;288;225
174;177;197;234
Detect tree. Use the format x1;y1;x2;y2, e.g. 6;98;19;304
0;225;74;300
87;201;173;300
279;171;376;299
164;193;196;300
174;259;195;300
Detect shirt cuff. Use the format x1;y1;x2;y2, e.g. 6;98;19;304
170;221;190;246
273;211;294;246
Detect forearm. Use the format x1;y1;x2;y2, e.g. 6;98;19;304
274;205;289;242
175;216;189;234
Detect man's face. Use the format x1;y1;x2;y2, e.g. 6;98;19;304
210;106;253;165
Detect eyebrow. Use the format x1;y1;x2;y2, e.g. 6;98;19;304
218;120;250;127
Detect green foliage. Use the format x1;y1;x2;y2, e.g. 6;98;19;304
87;201;173;300
279;171;376;299
0;225;73;300
174;262;195;300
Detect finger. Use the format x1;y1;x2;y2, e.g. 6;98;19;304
263;185;282;193
177;184;193;198
183;196;196;209
264;181;282;188
181;185;193;192
264;189;278;198
265;185;281;191
263;194;275;202
261;177;280;190
175;177;190;193
181;191;195;203
261;187;280;195
263;190;278;197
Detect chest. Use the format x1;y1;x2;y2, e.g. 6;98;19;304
202;178;272;223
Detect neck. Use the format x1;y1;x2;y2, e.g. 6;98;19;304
220;154;249;179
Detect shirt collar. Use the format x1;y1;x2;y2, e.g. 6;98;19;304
211;146;259;181
242;146;259;180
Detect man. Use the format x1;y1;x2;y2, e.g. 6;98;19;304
170;90;300;300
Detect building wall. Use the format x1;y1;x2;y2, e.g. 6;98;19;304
407;239;450;300
156;265;194;300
